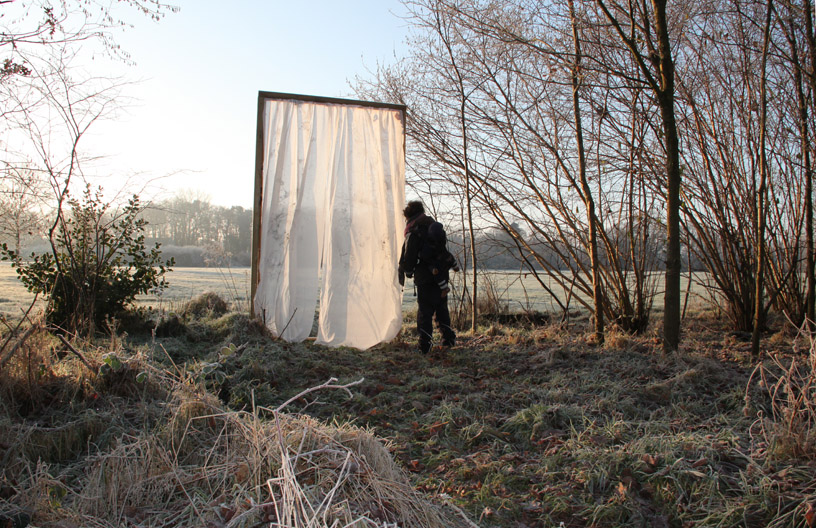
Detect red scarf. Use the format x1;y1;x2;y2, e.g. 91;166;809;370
404;213;426;236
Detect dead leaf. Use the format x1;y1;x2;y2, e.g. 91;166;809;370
234;462;250;483
805;503;815;527
691;458;708;468
428;421;448;435
409;459;424;471
220;506;236;522
616;480;628;499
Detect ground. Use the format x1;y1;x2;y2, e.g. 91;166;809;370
2;302;815;527
149;306;815;527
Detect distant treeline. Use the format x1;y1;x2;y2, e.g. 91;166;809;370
137;197;703;271
136;197;563;269
138;198;576;270
446;222;704;273
3;192;700;273
138;197;538;269
139;197;252;267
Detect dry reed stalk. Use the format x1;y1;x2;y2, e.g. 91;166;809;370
262;411;453;528
2;335;467;528
746;321;816;460
0;315;42;371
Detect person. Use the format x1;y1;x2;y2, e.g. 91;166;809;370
398;200;457;354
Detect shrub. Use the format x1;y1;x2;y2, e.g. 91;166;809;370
2;186;173;335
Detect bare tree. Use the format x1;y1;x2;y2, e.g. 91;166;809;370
358;0;815;346
674;0;808;340
802;0;816;328
593;0;683;352
2;1;176;160
431;2;481;331
1;1;176;331
569;0;605;343
0;165;48;258
751;0;774;358
357;0;666;333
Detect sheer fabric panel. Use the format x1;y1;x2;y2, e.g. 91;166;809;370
254;99;405;349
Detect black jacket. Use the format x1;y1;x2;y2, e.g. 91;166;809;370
398;213;436;286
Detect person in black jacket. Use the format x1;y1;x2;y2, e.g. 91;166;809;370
398;201;456;354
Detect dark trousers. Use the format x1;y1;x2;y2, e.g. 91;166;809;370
416;282;456;353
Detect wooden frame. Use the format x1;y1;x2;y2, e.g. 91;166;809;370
250;91;407;318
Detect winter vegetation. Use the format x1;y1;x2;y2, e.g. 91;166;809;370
2;294;816;527
3;0;816;527
355;0;816;354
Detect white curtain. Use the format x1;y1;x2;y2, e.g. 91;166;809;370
254;98;405;349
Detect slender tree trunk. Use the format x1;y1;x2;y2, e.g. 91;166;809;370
434;2;478;332
462;133;479;332
652;0;682;353
752;0;774;358
569;0;603;344
807;112;815;331
457;85;477;332
788;12;814;329
804;0;816;328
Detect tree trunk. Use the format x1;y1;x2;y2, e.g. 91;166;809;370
569;0;604;344
652;0;682;353
434;2;478;332
751;0;773;358
787;11;813;329
804;0;816;329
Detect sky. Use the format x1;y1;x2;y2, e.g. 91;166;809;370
87;0;411;208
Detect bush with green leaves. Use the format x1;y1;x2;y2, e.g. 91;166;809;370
1;186;174;334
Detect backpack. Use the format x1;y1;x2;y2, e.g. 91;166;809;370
419;221;457;274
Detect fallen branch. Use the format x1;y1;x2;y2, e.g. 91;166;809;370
268;377;365;413
278;307;298;341
56;334;98;374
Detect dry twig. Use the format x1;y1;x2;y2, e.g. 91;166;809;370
0;318;42;371
265;377;365;414
55;334;97;374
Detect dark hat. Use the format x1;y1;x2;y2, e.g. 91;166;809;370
403;200;424;219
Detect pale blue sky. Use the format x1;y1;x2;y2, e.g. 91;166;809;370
90;0;410;207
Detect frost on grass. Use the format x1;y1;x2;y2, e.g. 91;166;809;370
0;330;465;528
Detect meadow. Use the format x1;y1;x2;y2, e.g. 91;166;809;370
0;263;713;321
9;261;804;527
2;287;814;527
0;264;254;318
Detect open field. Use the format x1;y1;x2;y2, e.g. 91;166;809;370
0;264;254;317
0;263;714;321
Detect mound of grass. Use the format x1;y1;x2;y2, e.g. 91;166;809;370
179;291;229;319
0;325;468;528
